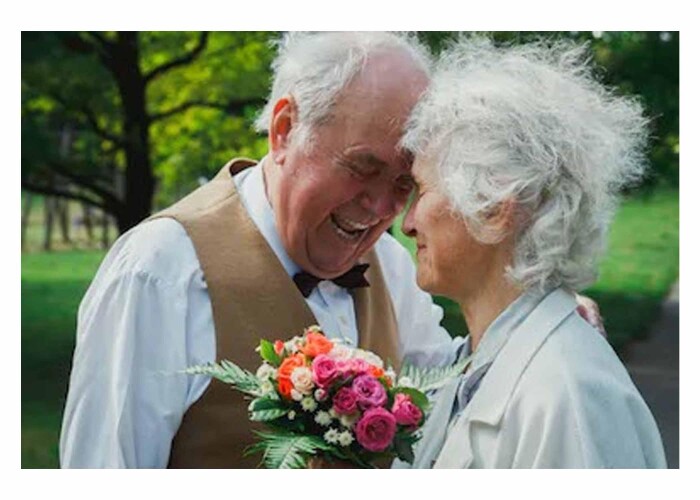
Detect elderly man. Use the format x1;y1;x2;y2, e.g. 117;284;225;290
59;32;601;468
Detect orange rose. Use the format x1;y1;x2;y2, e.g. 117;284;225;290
369;365;385;379
301;332;334;358
277;353;306;399
278;377;294;399
279;353;305;378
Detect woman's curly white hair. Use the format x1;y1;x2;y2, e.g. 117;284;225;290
402;37;649;292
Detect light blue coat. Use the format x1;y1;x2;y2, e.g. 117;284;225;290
408;288;667;468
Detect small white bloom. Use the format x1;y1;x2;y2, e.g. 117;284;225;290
291;389;304;401
287;410;296;420
339;412;359;428
256;363;277;380
337;430;354;447
328;344;353;361
328;408;338;419
398;376;416;388
323;428;339;444
260;380;274;395
314;410;332;427
355;349;384;369
285;335;303;353
301;396;318;412
291;366;314;395
314;388;328;401
384;367;396;385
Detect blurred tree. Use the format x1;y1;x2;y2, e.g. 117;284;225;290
22;31;678;236
22;31;274;233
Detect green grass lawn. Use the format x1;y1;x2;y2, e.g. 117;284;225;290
21;189;678;468
392;189;680;349
22;251;105;468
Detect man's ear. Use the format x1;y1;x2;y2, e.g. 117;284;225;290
269;96;298;165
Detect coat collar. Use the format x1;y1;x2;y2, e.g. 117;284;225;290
433;288;578;468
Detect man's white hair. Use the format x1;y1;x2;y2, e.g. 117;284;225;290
254;31;432;146
402;37;649;292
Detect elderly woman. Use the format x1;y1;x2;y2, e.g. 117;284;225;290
398;38;667;468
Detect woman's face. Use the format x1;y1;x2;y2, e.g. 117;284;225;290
401;154;496;302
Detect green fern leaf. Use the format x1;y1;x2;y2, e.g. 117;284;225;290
249;431;336;469
399;354;472;393
184;359;262;397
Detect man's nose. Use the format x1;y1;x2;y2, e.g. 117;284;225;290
358;185;402;220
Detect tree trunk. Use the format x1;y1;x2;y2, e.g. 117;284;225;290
57;198;72;244
101;211;110;249
21;192;33;251
43;195;56;251
82;202;94;243
113;32;154;234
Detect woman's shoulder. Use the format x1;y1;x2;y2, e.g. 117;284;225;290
513;313;640;408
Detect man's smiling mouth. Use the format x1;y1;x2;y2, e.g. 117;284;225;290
330;213;372;241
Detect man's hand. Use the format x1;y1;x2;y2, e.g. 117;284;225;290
307;456;356;468
575;293;607;338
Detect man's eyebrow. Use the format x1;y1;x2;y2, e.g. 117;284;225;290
345;152;389;170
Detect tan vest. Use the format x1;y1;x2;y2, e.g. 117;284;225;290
148;158;400;468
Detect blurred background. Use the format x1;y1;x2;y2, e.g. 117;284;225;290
21;31;679;468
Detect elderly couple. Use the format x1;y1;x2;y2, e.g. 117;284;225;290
60;32;666;468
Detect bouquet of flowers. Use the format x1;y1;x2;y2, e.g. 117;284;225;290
186;325;470;468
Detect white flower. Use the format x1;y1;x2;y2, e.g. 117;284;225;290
301;396;318;412
291;366;315;395
355;349;384;368
291;389;304;401
398;376;416;388
314;388;328;401
260;380;275;395
256;363;277;380
323;428;339;444
285;335;303;353
314;410;332;427
287;410;296;420
339;412;359;428
384;367;397;385
328;408;339;419
337;430;354;447
328;344;354;361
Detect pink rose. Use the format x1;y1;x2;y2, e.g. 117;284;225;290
352;374;387;410
337;358;371;378
332;386;358;415
392;393;423;427
312;354;338;388
354;407;396;452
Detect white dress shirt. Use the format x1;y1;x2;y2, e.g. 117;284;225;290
59;163;461;468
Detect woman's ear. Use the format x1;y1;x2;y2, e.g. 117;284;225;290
269;96;298;165
481;197;519;244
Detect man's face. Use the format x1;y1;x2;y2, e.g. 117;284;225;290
269;53;428;278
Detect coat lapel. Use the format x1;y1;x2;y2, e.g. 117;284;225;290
433;288;578;468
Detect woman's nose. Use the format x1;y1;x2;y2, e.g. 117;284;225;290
401;198;417;238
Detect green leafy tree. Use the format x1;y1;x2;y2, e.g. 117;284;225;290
22;31;274;233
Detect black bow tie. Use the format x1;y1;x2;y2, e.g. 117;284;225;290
293;263;370;298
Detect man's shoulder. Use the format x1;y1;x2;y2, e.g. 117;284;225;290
103;218;202;287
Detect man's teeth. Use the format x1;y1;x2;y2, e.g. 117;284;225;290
334;214;371;231
331;215;371;241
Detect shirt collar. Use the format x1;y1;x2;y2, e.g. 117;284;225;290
232;158;302;278
466;289;548;375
